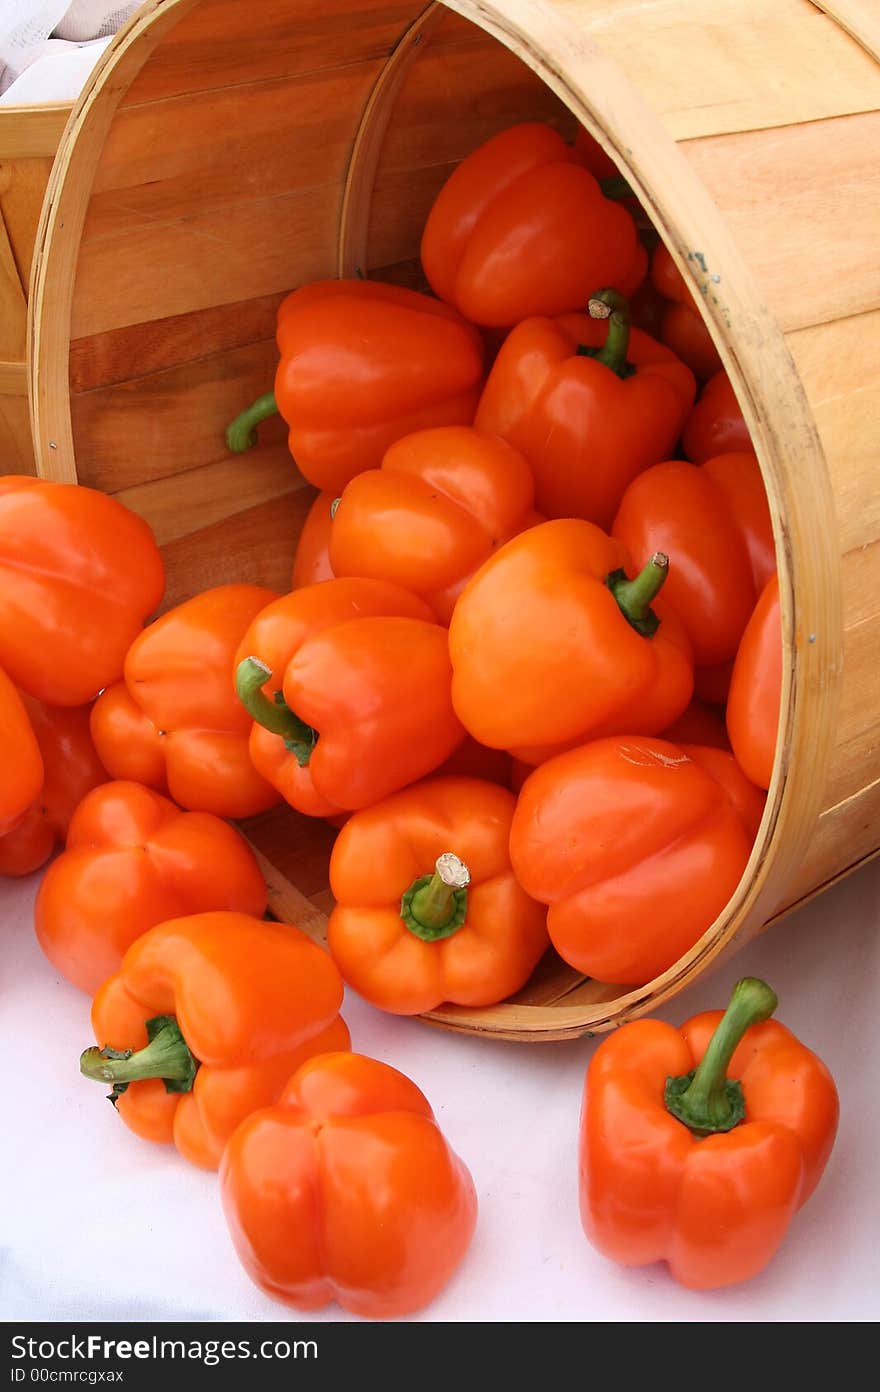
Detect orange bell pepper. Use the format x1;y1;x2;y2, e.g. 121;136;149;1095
291;491;336;588
329;426;538;623
220;1051;477;1317
421;122;645;328
726;573;782;790
90;584;281;820
580;976;839;1289
509;736;753;984
0;696;107;876
0;477;164;706
34;781;267;994
0;666;43;835
474;290;695;527
225;280;485;494
651;242;722;381
679;744;765;843
661;697;729;750
448;519;692;752
612;453;775;668
80;911;348;1170
328;776;548;1013
683;369;751;463
235;578;464;815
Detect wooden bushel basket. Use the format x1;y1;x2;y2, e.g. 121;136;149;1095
25;0;880;1039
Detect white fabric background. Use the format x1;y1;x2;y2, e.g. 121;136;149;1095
2;860;878;1323
0;0;135;100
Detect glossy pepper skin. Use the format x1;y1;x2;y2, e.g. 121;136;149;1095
0;697;107;876
448;519;693;753
90;584;280;819
329;427;538;623
612;453;775;668
0;667;43;835
328;776;548;1014
220;1052;477;1317
421;122;644;328
651;242;722;381
290;491;336;589
226;280;485;494
683;369;751;463
34;781;267;994
727;573;782;790
509;736;752;984
235;578;464;815
474;296;695;527
81;912;348;1170
580;978;839;1289
0;477;164;706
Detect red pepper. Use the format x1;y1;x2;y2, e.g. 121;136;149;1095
726;573;782;790
235;579;464;814
0;666;43;835
225;281;485;494
291;491;336;589
651;242;722;381
612;453;775;668
474;290;695;528
580;977;838;1289
421;122;646;328
0;697;107;877
328;426;538;623
0;477;164;706
683;369;751;463
90;584;281;819
509;736;753;984
220;1052;477;1317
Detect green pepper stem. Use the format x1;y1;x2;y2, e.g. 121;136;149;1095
665;978;778;1136
606;553;669;638
80;1015;198;1094
587;288;632;376
226;392;278;452
400;853;470;943
599;174;633;201
235;657;318;767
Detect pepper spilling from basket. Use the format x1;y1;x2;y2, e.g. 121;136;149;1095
2;117;833;1317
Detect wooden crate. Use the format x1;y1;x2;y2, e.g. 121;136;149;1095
22;0;880;1038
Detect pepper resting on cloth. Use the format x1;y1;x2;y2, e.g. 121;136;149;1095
220;1052;477;1317
80;912;348;1169
225;280;485;494
327;776;548;1014
90;584;280;819
474;290;695;527
0;476;164;706
579;977;838;1288
0;696;107;876
235;578;464;815
35;781;267;994
329;426;538;623
421;122;645;328
448;519;692;753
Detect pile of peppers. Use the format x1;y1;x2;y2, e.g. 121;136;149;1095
1;119;834;1316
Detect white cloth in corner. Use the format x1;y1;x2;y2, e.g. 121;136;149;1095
0;0;137;102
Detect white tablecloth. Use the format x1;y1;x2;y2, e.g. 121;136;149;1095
2;861;878;1322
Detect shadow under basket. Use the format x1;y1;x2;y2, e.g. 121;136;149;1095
24;0;880;1039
